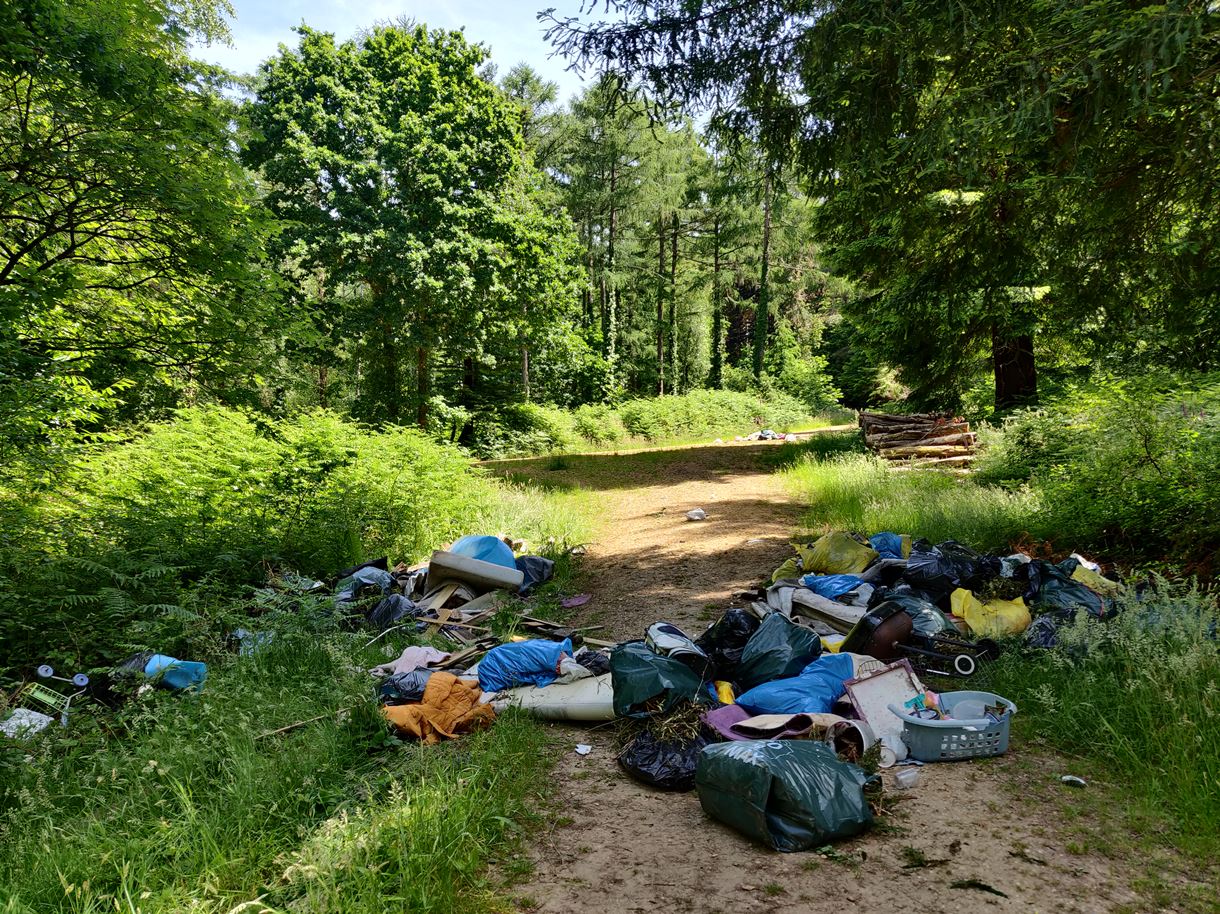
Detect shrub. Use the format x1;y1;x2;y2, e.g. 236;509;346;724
985;582;1220;855
462;402;579;459
0;406;587;671
975;376;1220;570
572;403;626;445
619;389;809;442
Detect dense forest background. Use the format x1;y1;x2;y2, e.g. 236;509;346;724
3;0;1219;659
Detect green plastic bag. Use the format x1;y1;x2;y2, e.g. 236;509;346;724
735;613;822;692
696;740;874;851
797;532;878;575
610;640;706;718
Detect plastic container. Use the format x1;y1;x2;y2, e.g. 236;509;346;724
893;768;922;790
888;690;1016;762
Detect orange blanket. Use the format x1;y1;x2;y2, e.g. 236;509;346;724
382;672;495;744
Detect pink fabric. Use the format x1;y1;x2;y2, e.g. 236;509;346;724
371;645;450;678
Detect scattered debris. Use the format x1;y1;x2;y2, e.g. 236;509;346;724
686;508;707;521
950;878;1009;898
574;743;592;755
1060;774;1088;788
561;593;592;608
900;846;948;869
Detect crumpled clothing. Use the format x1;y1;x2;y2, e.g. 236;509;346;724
370;645;451;678
382;672;495;744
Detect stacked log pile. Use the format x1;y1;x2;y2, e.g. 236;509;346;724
859;411;977;468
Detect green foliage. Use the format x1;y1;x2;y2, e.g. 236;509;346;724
618;389;807;442
0;406;591;672
976;377;1220;570
572;404;628;446
0;0;272;459
463;403;580;460
0;628;550;912
246;23;581;427
985;583;1220;856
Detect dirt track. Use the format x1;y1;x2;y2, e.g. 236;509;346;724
489;440;1185;914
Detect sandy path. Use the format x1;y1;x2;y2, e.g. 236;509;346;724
489;441;1167;914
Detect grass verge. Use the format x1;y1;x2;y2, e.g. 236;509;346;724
779;434;1038;549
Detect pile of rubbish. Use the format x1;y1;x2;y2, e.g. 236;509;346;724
3;526;1125;856
860;411;978;469
366;529;1122;852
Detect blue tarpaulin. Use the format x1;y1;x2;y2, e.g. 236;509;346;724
450;535;517;570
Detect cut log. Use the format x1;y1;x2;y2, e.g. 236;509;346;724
867;431;976;449
879;444;974;459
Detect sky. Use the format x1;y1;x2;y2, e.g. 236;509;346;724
194;0;593;101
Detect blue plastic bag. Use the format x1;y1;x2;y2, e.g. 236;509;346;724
735;652;856;715
869;532;907;560
450;535;517;570
144;654;207;693
799;574;863;600
478;638;572;692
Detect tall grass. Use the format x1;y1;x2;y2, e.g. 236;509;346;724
0;624;549;913
782;445;1038;549
985;584;1220;856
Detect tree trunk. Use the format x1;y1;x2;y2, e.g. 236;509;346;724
657;209;666;395
992;328;1037;409
606;164;619;387
711;214;723;388
752;171;773;379
669;210;679;393
416;344;430;430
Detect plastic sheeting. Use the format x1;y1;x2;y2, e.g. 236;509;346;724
903;541;997;597
380;669;434;705
950;588;1031;637
869;532;912;560
735;614;823;692
734;652;857;716
477;638;572;692
610;640;707;718
144;655;207;692
515;555;556;594
695;740;873;851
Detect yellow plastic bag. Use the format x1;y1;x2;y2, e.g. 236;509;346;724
1071;564;1123;598
771;557;802;583
797;532;878;575
950;588;1031;638
714;680;736;704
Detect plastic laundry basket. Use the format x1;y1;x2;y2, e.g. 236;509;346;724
887;690;1016;762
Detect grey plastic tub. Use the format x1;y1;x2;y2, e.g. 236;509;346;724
887;690;1017;762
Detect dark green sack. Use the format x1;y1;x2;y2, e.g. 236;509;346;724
610;640;706;718
695;740;873;851
735;613;822;691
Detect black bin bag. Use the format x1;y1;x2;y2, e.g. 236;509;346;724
610;640;706;718
695;608;761;681
695;740;873;852
735;613;822;692
619;730;711;791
